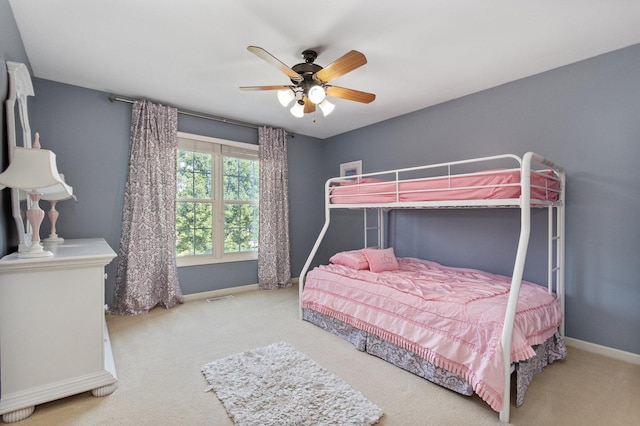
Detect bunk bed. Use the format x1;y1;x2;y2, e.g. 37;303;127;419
298;152;566;423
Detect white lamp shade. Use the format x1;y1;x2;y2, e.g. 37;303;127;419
308;85;326;104
0;147;68;191
19;175;75;201
277;89;295;107
318;99;335;116
290;101;305;118
39;183;76;201
39;174;76;201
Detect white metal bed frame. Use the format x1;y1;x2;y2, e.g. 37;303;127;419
299;152;565;423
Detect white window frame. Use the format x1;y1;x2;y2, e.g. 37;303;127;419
176;131;259;267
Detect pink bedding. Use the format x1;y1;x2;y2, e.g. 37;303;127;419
300;257;562;412
329;169;560;204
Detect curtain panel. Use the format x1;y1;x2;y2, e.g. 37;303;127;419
258;127;291;289
110;100;184;315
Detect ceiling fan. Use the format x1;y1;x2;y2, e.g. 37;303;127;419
240;46;376;118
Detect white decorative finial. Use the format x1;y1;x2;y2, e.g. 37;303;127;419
33;132;41;149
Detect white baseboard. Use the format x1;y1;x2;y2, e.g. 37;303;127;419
565;337;640;365
183;277;299;303
183;284;259;302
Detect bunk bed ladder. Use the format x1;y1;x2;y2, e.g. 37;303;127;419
549;203;566;336
364;208;384;248
550;171;566;336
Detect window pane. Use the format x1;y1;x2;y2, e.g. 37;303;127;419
193;228;213;255
177;149;211;199
176;201;194;232
177;151;195;198
223;156;259;201
224;204;239;253
176;201;194;256
224;203;258;253
223;157;239;200
176;201;213;256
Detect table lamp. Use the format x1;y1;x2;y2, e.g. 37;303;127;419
40;174;76;242
0;146;71;258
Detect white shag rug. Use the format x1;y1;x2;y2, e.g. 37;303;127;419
201;342;383;426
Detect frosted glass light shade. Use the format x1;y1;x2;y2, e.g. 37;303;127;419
318;99;335;116
290;100;305;118
0;147;67;191
277;89;295;107
308;85;326;104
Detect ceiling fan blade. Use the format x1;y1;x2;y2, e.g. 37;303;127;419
240;85;293;91
314;50;367;83
303;97;316;113
247;46;303;82
326;86;376;103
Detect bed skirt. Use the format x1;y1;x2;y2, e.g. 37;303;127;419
302;308;566;407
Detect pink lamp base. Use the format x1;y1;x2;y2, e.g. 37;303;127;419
18;192;53;258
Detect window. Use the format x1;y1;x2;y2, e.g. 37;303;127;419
176;132;259;267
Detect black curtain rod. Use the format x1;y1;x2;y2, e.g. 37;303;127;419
108;94;260;131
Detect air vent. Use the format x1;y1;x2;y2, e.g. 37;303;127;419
206;295;235;303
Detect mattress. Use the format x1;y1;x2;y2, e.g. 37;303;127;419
329;169;560;204
300;257;563;412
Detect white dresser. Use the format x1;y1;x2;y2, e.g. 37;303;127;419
0;238;118;423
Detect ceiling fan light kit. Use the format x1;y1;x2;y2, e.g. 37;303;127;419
307;85;326;104
277;89;296;107
241;46;376;119
318;99;335;116
290;100;305;118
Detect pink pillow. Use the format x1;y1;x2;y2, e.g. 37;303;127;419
362;248;399;273
329;250;369;270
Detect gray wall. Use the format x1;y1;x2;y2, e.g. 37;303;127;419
1;1;326;303
1;0;30;256
3;1;637;354
27;79;325;306
320;44;640;355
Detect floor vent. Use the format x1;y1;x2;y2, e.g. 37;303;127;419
206;295;235;303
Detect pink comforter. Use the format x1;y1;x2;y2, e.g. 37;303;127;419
300;257;562;412
329;169;560;204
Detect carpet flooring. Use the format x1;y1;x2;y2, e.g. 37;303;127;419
10;285;640;425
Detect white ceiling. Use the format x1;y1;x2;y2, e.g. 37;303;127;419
8;0;640;139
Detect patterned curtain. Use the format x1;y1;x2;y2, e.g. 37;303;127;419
258;127;291;289
110;100;184;315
